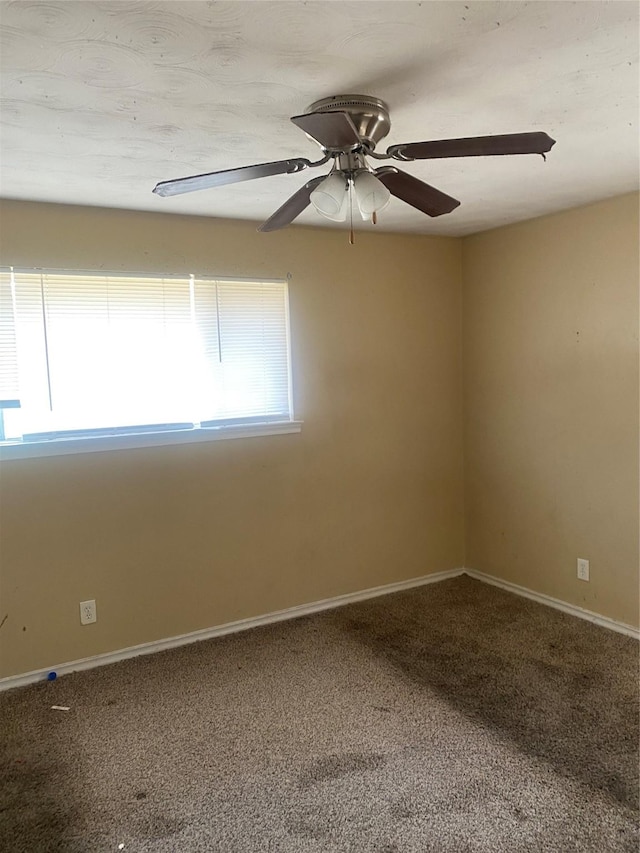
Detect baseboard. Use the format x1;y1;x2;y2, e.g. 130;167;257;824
4;566;636;691
0;568;464;692
464;568;640;640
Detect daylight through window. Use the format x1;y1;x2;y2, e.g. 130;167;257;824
0;269;293;444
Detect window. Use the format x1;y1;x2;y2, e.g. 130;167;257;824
0;269;299;457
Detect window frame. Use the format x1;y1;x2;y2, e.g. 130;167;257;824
0;418;303;460
0;268;301;460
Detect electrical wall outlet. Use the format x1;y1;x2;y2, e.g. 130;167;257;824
577;558;590;582
79;599;97;625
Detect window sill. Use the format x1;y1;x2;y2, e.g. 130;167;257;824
0;421;303;460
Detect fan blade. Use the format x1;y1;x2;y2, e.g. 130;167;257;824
390;132;556;161
258;175;326;232
376;167;460;217
153;158;310;197
291;111;360;150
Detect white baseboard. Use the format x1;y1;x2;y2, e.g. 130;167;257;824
3;566;636;691
465;568;640;640
0;568;463;692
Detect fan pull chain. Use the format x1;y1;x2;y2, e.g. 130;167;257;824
349;180;355;245
372;211;377;226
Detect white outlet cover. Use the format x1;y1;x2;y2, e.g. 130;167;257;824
80;599;97;625
577;559;590;582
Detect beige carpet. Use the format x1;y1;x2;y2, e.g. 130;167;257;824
1;575;638;852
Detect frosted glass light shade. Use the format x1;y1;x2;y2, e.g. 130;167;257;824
354;171;391;217
310;173;349;221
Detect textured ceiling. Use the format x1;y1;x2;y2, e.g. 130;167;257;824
0;0;638;235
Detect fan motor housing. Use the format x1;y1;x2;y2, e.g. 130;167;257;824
306;94;391;149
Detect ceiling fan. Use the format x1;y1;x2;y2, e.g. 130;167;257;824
152;94;555;236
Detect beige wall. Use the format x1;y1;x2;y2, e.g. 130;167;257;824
463;193;639;627
2;193;638;680
0;201;464;679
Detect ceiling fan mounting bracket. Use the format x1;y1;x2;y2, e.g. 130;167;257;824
306;94;391;151
386;144;415;161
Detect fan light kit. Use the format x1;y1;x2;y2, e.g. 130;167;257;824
153;94;555;243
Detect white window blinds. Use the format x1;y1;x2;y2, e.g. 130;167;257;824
0;270;20;409
2;270;292;441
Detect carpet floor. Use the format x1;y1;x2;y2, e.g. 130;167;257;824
1;575;638;852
